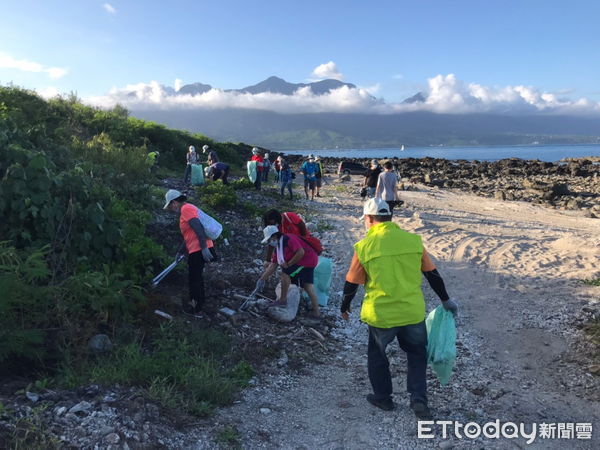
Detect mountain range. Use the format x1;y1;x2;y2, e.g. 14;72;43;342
126;76;600;150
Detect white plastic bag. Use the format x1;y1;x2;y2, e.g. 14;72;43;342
197;208;223;240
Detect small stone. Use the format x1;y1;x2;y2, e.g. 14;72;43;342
26;391;40;403
105;432;120;445
259;407;272;414
69;401;92;414
55;406;67;417
88;334;113;353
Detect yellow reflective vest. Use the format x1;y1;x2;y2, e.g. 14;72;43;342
354;221;426;328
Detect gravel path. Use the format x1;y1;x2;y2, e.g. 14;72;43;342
199;178;599;449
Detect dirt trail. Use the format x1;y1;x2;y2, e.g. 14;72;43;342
199;179;599;449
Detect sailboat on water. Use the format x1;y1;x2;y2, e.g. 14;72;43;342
400;145;405;151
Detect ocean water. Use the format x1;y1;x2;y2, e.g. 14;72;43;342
283;144;600;162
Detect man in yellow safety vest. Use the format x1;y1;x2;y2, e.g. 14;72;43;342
342;198;458;418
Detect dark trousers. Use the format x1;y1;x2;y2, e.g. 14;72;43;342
254;172;262;190
367;321;428;405
183;164;192;183
187;248;216;312
263;166;270;182
280;180;293;199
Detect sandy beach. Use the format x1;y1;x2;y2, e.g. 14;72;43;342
206;175;600;449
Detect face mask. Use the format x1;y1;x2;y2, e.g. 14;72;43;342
268;239;278;247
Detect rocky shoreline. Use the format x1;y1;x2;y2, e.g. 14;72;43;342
284;154;600;217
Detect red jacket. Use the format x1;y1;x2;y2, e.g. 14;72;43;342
251;155;264;171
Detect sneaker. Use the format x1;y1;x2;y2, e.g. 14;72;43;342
182;308;204;319
410;401;432;419
366;394;394;411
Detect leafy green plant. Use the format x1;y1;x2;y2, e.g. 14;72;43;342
196;182;238;209
216;425;241;449
230;178;254;190
582;278;600;286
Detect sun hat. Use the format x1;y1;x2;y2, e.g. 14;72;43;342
261;225;280;244
189;145;196;152
360;198;391;219
164;189;184;209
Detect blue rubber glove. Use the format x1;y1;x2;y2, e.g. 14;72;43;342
442;298;459;316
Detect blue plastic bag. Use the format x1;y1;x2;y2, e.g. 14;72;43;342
425;305;456;385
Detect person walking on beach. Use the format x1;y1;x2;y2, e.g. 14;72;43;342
163;189;217;318
341;198;458;418
301;155;318;200
263;153;271;182
315;156;324;197
203;144;219;165
255;226;320;318
375;161;402;215
251;147;264;190
184;145;200;183
278;157;294;199
363;159;382;198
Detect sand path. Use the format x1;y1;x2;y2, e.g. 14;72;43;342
202;179;599;449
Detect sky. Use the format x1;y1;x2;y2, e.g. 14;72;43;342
1;0;600;114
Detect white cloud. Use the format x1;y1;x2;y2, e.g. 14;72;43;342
0;51;68;79
392;74;404;80
174;78;183;92
85;73;600;116
103;3;117;14
38;86;60;98
311;61;343;81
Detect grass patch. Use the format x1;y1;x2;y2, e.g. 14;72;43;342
216;425;242;449
5;405;59;450
582;278;600;286
583;317;600;347
58;321;254;417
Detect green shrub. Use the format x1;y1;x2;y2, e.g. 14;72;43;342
230;178;254;190
61;322;252;416
196;182;238;209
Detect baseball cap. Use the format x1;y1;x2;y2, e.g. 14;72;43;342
360;198;391;219
371;159;379;165
189;145;196;152
202;145;209;152
164;189;184;209
252;147;259;154
261;225;280;244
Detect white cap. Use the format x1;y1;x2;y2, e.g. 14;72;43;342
371;159;378;165
189;145;196;152
265;153;269;158
315;156;320;161
252;147;259;154
202;145;209;152
261;225;280;244
308;153;315;159
360;198;391;219
163;189;183;209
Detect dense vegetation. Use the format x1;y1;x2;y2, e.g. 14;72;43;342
0;86;252;414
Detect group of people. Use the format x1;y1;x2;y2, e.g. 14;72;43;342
363;158;403;214
168;145;459;419
184;144;230;185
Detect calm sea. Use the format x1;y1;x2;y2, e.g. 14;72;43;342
284;144;600;162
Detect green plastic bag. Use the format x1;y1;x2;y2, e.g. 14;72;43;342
247;161;257;183
425;305;456;385
191;164;204;186
313;257;332;307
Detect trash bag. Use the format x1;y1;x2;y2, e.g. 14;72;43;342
196;208;223;240
425;305;456;385
247;161;258;183
191;164;204;185
268;283;300;322
313;257;332;307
